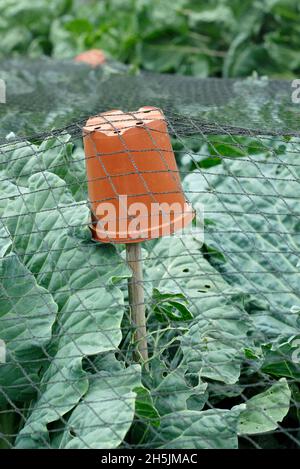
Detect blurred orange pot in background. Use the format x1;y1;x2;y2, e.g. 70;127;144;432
75;49;106;67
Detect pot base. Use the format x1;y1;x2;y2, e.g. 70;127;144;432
89;205;195;244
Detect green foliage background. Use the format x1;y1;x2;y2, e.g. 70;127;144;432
1;0;300;78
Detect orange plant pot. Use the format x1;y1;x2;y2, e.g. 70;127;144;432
74;49;106;67
83;106;194;243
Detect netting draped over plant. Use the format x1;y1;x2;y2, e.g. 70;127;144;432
1;58;300;139
0;59;300;449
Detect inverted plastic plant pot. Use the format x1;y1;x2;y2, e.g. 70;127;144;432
74;49;106;67
83;106;194;243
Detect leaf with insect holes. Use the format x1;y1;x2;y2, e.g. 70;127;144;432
153;289;193;322
234;378;291;435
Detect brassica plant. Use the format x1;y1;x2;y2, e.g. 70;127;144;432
0;132;299;448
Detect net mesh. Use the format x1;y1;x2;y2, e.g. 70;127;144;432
0;58;299;449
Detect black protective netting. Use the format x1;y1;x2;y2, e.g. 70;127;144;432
1;57;300;139
0;58;300;449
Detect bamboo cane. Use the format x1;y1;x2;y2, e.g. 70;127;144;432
126;243;148;368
